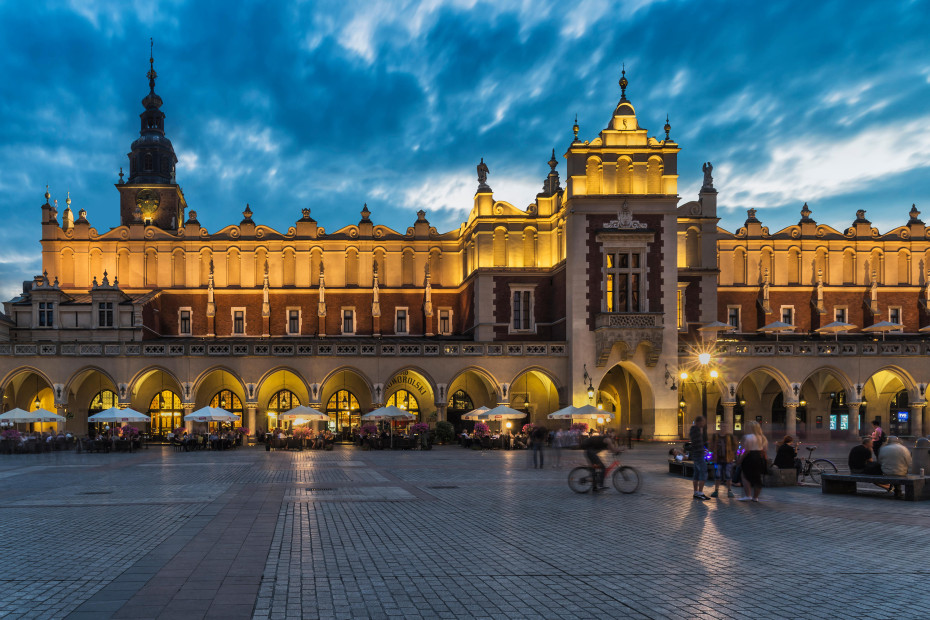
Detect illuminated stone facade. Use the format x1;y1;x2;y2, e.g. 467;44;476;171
2;63;928;441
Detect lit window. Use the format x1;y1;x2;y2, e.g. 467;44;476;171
288;309;300;335
439;308;451;335
387;389;420;416
232;309;245;334
342;309;355;335
179;309;191;335
98;302;114;328
604;250;644;312
395;308;408;334
38;302;54;327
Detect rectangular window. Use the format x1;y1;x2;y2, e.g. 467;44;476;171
727;306;741;331
38;302;54;327
179;309;191;335
511;289;534;332
395;308;408;334
342;308;355;335
834;307;847;324
288;309;300;335
676;289;683;330
604;250;645;313
889;306;902;331
233;309;245;334
98;302;114;328
438;308;451;335
780;306;794;327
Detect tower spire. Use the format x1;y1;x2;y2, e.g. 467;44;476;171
147;37;157;92
619;63;628;102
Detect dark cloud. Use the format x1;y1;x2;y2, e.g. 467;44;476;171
0;0;928;298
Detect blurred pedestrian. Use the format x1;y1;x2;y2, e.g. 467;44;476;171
710;423;737;498
531;424;547;469
689;416;709;500
738;421;768;502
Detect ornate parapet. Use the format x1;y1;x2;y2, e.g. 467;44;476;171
594;312;663;367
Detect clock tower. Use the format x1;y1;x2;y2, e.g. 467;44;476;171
117;41;186;229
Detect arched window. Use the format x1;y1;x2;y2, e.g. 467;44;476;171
733;249;747;285
447;389;473;412
283;249;296;286
788;249;801;285
898;250;910;285
148;389;183;435
585;157;601;194
402;249;415;286
493;228;507;267
326;389;360;432
842;250;855;284
144;153;153;171
616;158;632;194
89;390;118;414
685;227;701;268
145;250;157;286
172;250;185;287
387;389;420;416
268;389;299;413
227;249;240;286
345;248;359;286
429;251;442;287
646;157;663;194
310;248;322;286
523;230;537;268
210;389;243;429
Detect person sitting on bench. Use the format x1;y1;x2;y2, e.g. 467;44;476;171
848;437;881;475
879;436;912;498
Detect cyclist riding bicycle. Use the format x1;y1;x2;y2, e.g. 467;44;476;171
582;428;622;491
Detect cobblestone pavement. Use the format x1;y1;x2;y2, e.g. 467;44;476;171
0;441;927;619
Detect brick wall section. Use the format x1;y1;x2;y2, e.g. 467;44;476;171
491;268;565;340
718;288;930;331
680;277;701;324
586;212;664;330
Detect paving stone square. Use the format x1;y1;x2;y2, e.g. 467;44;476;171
0;443;927;619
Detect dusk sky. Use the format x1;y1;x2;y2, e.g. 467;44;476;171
1;1;928;298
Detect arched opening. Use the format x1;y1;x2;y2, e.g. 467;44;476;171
860;368;913;437
446;369;498;433
149;389;183;436
1;369;56;433
255;369;310;435
428;250;442;286
616;158;632;194
384;369;435;423
310;248;322;286
345;248;359;286
585;157;601;194
493;228;507;267
199;250;212;287
387;389;420;423
523;229;537;268
730;368;789;437
227;249;240;287
797;368;854;441
733;248;747;285
510;369;559;427
401;248;415;286
326;389;360;436
685;227;701;268
646;156;663;194
87;389;118;435
842;250;855;284
788;248;801;285
267;389;300;430
145;249;158;287
283;249;296;286
172;250;186;288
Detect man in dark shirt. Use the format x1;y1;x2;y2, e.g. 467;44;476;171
689;416;709;500
583;429;620;491
849;437;881;474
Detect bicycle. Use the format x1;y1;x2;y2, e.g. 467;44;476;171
568;453;642;494
798;445;837;484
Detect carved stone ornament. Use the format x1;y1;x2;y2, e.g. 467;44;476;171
604;200;646;230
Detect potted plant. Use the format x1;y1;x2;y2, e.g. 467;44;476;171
434;421;454;445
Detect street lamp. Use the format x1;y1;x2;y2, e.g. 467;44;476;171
583;364;595;401
681;354;718;424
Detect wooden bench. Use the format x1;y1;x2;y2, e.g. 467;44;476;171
821;473;930;501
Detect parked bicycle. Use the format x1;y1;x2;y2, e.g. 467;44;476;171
798;444;837;484
568;454;642;494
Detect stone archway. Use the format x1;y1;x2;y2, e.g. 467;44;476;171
383;368;435;424
319;368;372;439
509;368;559;428
445;368;499;433
1;367;56;433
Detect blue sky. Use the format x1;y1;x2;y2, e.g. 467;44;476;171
1;0;929;298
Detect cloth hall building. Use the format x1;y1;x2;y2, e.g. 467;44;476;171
2;62;930;442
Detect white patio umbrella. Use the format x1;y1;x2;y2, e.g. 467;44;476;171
87;407;151;423
698;321;736;333
278;406;329;422
863;321;903;340
0;407;66;424
461;406;490;421
547;405;615;421
815;321;857;340
547;405;578;420
919;324;930;333
758;321;795;341
184;406;239;422
362;406;416;447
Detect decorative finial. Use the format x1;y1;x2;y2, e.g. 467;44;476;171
66;191;71;207
361;203;370;220
572;114;579;140
118;167;124;184
548;148;557;172
664;114;671;141
44;185;50;202
242;204;252;220
619;64;628;101
147;37;157;92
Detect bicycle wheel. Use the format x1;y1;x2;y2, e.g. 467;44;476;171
809;459;837;484
612;466;642;494
568;467;594;493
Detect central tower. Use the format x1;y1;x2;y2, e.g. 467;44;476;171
117;40;186;229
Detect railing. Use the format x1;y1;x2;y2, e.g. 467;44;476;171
595;312;663;329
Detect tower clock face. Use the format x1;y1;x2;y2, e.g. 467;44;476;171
136;189;160;219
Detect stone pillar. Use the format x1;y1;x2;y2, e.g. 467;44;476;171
184;404;194;433
247;405;257;439
721;402;735;431
785;403;797;437
910;404;924;438
847;403;861;440
434;403;447;423
56;404;68;434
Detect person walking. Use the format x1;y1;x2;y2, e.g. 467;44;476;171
689;416;709;500
737;420;768;502
531;424;547;469
871;419;886;457
710;423;737;498
551;428;564;469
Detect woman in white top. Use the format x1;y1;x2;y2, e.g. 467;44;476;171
738;421;769;502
